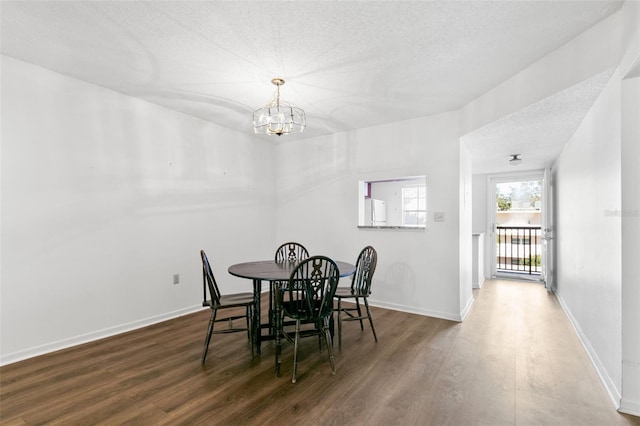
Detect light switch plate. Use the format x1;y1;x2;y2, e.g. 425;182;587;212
434;211;445;222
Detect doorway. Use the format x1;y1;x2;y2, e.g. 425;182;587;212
488;172;544;282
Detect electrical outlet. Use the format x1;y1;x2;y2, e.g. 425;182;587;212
173;274;180;285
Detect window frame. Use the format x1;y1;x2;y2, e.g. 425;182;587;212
401;184;427;227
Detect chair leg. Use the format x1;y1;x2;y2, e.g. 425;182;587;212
246;306;251;341
364;298;378;342
329;311;335;341
355;297;364;330
275;310;281;377
292;319;301;383
254;304;259;357
201;308;217;364
323;317;336;375
337;298;343;349
268;281;274;335
248;305;255;359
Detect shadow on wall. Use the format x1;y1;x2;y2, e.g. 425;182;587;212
377;262;416;301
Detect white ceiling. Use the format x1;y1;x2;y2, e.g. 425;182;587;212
463;68;615;174
0;1;622;173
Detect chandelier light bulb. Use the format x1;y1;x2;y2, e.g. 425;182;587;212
253;78;306;136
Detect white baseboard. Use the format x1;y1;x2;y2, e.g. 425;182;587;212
619;399;640;417
368;298;464;322
554;292;621;411
0;305;202;366
460;294;475;321
473;276;486;289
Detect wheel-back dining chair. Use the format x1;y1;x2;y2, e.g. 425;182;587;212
200;250;256;364
275;242;309;263
334;246;378;349
270;242;309;332
275;256;340;383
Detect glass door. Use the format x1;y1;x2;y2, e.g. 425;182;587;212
489;172;544;281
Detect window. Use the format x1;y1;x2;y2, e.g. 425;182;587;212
402;185;426;226
358;176;426;229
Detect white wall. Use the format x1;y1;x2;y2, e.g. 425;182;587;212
553;69;622;406
472;174;487;234
458;141;474;318
273;112;472;321
0;56;276;364
620;75;640;416
620;0;640;417
471;174;491;282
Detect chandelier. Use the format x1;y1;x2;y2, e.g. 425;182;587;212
253;78;306;136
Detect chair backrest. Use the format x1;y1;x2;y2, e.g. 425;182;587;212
201;250;222;307
283;256;339;320
275;242;309;263
351;246;378;295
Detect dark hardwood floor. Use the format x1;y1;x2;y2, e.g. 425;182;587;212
2;280;639;425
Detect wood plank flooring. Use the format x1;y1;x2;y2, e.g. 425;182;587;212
2;279;639;425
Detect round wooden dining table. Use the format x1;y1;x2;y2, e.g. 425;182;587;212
228;259;356;353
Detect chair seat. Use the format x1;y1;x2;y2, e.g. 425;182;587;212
280;300;327;321
204;292;254;308
334;287;369;298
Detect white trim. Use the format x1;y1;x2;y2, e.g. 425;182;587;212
459;294;475;322
619;399;640;417
555;292;621;410
0;305;203;366
368;298;465;322
472;276;485;289
493;272;543;285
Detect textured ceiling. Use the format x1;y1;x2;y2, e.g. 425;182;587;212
0;1;622;172
463;69;616;174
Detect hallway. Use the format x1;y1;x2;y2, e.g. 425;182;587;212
458;279;637;425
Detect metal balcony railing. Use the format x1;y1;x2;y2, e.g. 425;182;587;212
496;226;542;275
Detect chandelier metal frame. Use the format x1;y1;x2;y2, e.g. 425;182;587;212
253;78;306;136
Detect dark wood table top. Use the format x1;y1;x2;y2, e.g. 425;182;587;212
228;260;356;281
